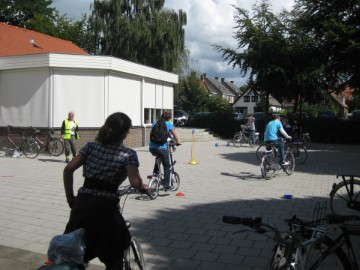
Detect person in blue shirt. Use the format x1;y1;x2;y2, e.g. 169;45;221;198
149;111;181;192
264;114;292;165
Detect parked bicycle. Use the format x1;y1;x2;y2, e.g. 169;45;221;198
0;125;39;158
256;140;307;164
329;174;360;217
147;140;180;199
27;126;64;156
223;211;360;269
233;124;260;148
260;139;295;180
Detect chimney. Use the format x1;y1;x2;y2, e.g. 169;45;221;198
230;81;234;84
215;77;219;80
221;78;225;83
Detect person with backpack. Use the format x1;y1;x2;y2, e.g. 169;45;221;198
149;110;181;192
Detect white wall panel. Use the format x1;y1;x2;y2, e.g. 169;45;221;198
163;84;174;109
143;81;156;108
155;84;162;108
109;75;141;126
53;69;105;127
0;69;49;127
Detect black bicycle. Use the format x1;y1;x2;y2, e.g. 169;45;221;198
118;185;148;270
147;140;180;199
223;212;360;269
233;124;260;148
329;174;360;217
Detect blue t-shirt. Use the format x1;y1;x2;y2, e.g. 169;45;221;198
149;121;173;149
264;119;283;141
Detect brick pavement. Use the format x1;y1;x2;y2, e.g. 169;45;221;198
0;140;360;269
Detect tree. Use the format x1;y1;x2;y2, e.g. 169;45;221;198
177;71;208;115
0;0;54;28
89;0;186;72
294;0;360;92
213;0;290;116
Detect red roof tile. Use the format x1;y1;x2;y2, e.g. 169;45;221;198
0;23;89;57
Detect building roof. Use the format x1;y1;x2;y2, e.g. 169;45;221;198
0;23;88;57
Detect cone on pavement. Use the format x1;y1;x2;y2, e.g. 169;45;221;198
176;192;185;197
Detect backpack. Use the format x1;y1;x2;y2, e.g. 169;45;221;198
150;119;168;144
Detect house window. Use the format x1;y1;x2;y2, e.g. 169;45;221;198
244;96;250;102
144;108;172;124
252;96;258;102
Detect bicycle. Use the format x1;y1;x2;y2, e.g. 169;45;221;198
329;174;360;216
27;126;64;156
260;139;295;180
147;140;180;199
0;125;40;159
118;185;148;270
302;132;311;149
256;139;308;164
233;124;260;148
222;212;360;269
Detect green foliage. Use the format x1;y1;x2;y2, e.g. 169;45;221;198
294;0;360;91
0;0;54;27
177;71;208;115
89;0;186;72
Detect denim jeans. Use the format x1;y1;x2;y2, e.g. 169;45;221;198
150;148;171;188
265;139;285;164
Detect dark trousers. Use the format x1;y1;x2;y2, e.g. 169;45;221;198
150;148;171;188
265;139;285;164
64;135;76;157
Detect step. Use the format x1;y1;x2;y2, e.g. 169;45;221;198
174;127;220;142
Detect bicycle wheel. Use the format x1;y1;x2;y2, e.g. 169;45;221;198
261;155;275;180
148;178;159;199
22;140;40;159
48;138;64;156
256;143;266;161
284;151;295;175
303;134;311;149
233;132;242;148
171;172;180;191
124;237;146;270
329;179;360;216
292;144;308;165
269;237;350;270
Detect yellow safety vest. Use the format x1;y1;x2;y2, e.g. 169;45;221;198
63;119;79;140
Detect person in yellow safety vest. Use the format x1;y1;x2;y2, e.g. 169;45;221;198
61;111;80;163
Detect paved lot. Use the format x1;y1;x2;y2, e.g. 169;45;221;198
1;139;360;269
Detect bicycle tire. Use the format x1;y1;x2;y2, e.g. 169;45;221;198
303;134;311;149
284;151;295;175
329;179;360;216
269;236;350;270
233;132;242;148
22;140;40;159
171;172;180;191
124;237;146;270
256;143;266;161
292;144;308;165
48;138;64;156
148;178;159;199
261;155;275;180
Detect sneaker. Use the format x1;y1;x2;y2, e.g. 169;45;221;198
281;161;290;166
164;186;175;192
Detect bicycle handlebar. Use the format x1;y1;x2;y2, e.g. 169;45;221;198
118;185;153;200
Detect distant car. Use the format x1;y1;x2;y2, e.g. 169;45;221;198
232;112;245;120
173;110;189;126
317;111;336;119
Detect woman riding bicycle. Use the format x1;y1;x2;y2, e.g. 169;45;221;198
63;112;149;270
264;115;292;166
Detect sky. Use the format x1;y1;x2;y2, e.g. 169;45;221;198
51;0;294;87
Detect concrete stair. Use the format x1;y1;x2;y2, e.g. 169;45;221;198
174;127;220;142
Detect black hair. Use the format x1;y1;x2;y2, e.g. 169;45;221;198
96;112;132;145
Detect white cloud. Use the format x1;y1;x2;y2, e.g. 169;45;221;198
51;0;294;86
